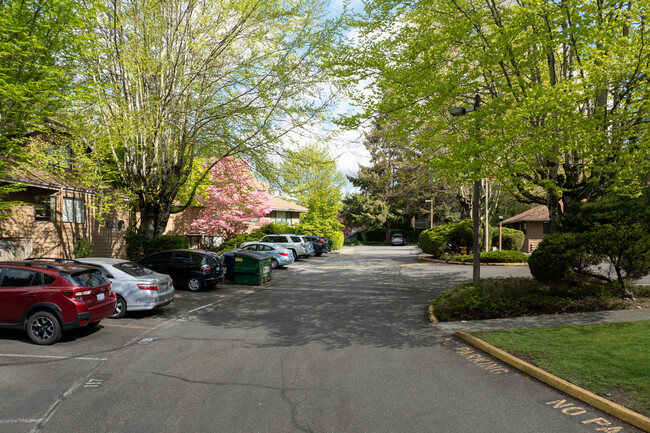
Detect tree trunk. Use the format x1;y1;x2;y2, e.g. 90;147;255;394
138;197;173;239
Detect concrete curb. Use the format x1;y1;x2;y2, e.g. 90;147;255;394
417;255;528;266
456;331;650;432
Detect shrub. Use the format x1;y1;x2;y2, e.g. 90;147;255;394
147;235;188;254
530;198;650;296
73;238;93;258
125;233;189;260
480;250;528;263
217;231;264;253
430;277;628;321
418;224;454;258
528;232;600;287
448;219;474;252
493;227;525;251
329;231;345;250
125;232;147;261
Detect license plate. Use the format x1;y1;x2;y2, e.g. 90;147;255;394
97;292;105;301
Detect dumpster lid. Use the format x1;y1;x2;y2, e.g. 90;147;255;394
234;250;268;261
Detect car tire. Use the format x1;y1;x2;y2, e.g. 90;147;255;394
110;295;126;319
315;251;322;257
187;276;203;292
271;259;279;269
290;250;299;261
26;311;61;345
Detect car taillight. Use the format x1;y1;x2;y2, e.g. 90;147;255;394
280;252;289;257
201;264;211;272
60;288;93;301
319;239;325;243
137;284;158;291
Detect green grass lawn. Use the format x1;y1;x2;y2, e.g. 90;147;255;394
474;321;650;416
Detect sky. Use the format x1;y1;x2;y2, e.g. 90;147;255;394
282;0;371;195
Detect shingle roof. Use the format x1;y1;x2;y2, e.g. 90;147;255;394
502;205;550;224
271;196;308;213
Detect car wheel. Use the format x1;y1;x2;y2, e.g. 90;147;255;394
110;295;126;319
26;311;61;345
187;277;202;292
315;251;322;257
291;250;299;261
271;259;279;269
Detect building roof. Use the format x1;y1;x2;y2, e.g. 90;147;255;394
502;204;550;224
271;196;308;213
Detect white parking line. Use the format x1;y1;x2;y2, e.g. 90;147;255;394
0;353;107;361
186;303;215;313
0;419;42;424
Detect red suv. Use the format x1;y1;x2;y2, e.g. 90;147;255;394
0;261;116;345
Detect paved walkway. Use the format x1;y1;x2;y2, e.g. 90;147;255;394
431;307;650;333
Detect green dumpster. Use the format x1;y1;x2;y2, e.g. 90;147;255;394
234;250;272;285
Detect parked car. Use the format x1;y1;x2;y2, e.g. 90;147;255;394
74;258;174;319
239;242;295;269
0;261;116;345
137;250;224;292
301;235;329;256
259;234;309;260
391;233;406;246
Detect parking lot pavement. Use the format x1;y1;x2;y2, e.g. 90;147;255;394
0;255;323;432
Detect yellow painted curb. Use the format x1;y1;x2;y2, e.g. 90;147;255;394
427;304;438;323
456;331;650;432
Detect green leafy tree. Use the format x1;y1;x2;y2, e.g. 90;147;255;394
277;142;346;222
339;193;390;228
335;0;650;229
0;0;97;211
72;0;338;238
344;122;461;239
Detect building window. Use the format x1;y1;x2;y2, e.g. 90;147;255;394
63;197;85;223
34;196;56;222
204;236;223;249
543;221;552;235
271;211;290;224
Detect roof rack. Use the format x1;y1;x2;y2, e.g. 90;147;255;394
0;261;63;270
25;257;75;263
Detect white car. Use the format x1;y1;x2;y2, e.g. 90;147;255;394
74;258;174;319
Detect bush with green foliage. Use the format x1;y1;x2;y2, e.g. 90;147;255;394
418;224;454;258
492;227;525;251
431;277;631;321
529;198;650;296
73;238;93;258
528;232;599;287
448;219;475;252
447;250;528;263
125;233;189;260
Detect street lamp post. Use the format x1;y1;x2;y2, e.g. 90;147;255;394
425;199;433;229
498;215;504;250
450;95;481;287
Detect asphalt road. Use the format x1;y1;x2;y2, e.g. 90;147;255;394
0;246;642;432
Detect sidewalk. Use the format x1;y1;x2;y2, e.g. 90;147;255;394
431;307;650;333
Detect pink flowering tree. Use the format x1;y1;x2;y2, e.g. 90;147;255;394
191;157;272;240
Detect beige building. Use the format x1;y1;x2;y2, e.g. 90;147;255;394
501;204;552;253
0;172;130;260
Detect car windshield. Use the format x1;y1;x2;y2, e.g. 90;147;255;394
65;270;109;287
114;262;154;277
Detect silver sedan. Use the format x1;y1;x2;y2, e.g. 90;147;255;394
75;258;174;319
